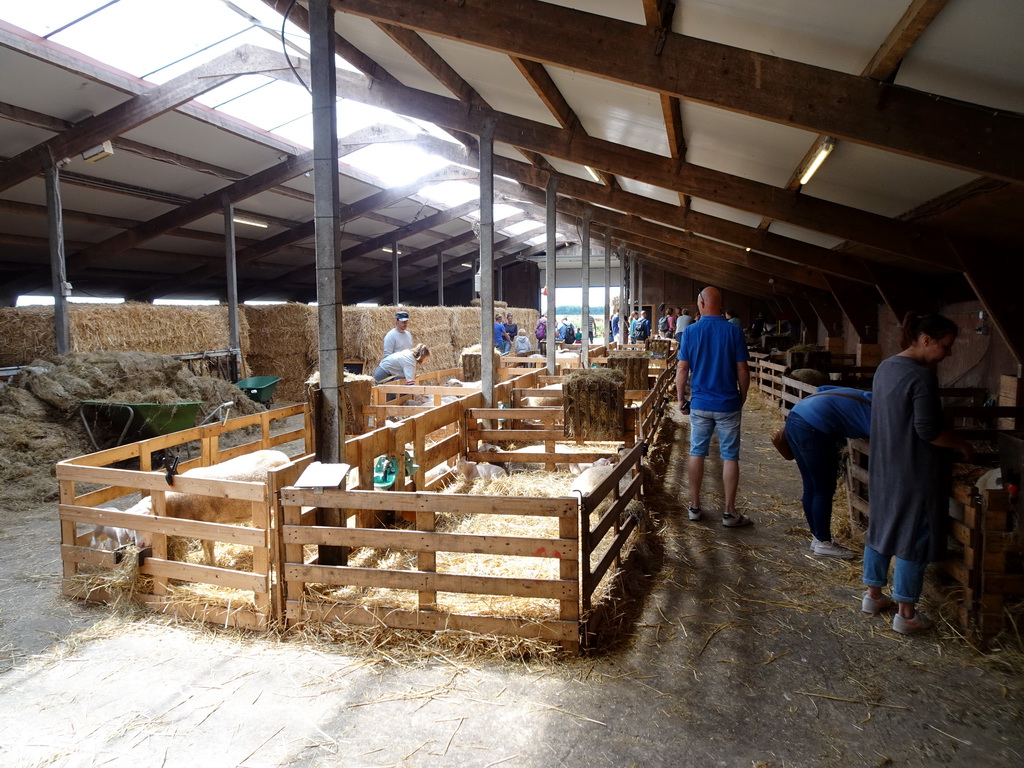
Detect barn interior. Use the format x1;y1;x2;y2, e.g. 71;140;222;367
1;1;1024;765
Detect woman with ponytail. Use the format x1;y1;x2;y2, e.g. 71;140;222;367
862;312;972;634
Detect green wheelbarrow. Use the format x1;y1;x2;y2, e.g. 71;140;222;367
235;375;282;406
80;400;203;450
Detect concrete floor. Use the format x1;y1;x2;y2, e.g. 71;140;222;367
2;401;1023;767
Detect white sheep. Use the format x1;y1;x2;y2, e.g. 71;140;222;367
89;520;138;550
456;456;507;481
127;449;290;565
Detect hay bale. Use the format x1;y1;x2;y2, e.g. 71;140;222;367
608;351;649;390
343;373;375;434
243;303;318;402
648;338;674;356
0;303;250;367
461;344;499;382
563;368;625;440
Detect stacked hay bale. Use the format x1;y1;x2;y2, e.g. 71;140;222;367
563;368;626;440
243;303;318;402
0;303;250;367
460;344;500;382
608;350;650;391
361;306;458;375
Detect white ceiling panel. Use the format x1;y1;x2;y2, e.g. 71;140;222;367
682;102;820;187
616;178;683;207
0;46;126;122
420;34;561;127
765;222;847;250
676;0;911;74
802;143;980;218
331;15;456;99
543;1;646;25
688;199;764;228
545;68;669;157
896;0;1024;113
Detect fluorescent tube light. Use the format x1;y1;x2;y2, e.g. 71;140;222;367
798;138;836;186
585;166;603;183
232;216;268;229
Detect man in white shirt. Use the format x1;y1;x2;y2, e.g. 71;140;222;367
383;310;413;356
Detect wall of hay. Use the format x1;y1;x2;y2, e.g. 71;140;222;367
0;303;250;367
0;303;539;400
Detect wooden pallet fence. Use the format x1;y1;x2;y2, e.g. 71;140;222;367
279;486;583;653
58;404;311;631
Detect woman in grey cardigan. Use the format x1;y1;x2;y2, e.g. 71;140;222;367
862;313;972;635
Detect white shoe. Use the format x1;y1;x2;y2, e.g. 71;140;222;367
687;506;701;522
812;539;855;559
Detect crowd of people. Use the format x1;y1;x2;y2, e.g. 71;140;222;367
672;286;971;636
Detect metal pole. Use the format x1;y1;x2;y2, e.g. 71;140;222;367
580;207;591;368
622;251;630;340
45;161;70;354
392;237;399;306
602;228;610;346
638;259;645;324
222;194;241;380
545;175;558;375
478;120;495;406
437;250;444;306
310;0;347;567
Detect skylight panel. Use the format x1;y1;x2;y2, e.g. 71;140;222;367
343;143;450;188
467;204;524;224
501;219;543;237
418;181;480;208
48;0;249;81
213;79;312;133
2;0;108;37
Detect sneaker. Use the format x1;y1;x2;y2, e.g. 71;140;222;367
809;536;821;551
893;610;932;635
812;539;856;559
861;591;894;614
687;506;701;522
721;512;752;528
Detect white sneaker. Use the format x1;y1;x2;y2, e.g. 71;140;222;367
687;506;701;522
809;536;821;551
811;539;856;559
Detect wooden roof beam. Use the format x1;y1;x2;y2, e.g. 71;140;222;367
332;0;1023;182
0;44;274;193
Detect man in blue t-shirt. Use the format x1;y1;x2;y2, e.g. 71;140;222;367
676;286;751;527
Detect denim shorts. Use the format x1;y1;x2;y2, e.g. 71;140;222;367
689;409;742;461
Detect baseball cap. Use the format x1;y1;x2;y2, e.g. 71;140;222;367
395;311;409;321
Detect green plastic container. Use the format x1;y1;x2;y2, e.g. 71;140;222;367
235;376;282;404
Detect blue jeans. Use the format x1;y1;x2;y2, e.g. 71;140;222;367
862;524;931;604
689;409;742;461
785;412;840;542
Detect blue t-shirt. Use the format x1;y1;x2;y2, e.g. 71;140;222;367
678;315;750;411
791;386;872;438
493;322;506;346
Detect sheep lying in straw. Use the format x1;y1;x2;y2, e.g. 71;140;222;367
456;456;507;481
125;449;290;566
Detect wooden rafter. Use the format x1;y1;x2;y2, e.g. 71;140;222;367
330;0;1022;182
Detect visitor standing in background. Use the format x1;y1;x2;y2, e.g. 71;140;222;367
503;313;518;354
494;314;509;353
862;312;973;634
611;311;621;344
675;308;694;346
676;286;751;527
383;310;413;356
513;328;532;355
726;309;741;328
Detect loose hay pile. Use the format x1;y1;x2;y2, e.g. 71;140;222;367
0;351;263;506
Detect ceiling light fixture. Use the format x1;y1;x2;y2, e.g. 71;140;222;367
232;216;268;228
798;138;836;186
82;140;113;163
382;246;402;255
584;166;603;183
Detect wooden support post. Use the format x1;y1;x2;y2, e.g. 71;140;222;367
825;275;881;344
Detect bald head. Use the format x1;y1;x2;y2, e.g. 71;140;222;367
697;286;722;315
